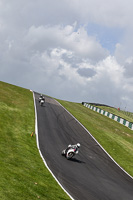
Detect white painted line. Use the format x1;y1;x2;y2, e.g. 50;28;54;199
32;92;74;200
55;99;133;180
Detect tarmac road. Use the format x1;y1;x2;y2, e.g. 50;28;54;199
34;92;133;200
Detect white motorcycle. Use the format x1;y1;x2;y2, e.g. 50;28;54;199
40;99;45;106
38;97;42;102
61;145;79;160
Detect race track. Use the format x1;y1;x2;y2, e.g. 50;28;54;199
34;92;133;200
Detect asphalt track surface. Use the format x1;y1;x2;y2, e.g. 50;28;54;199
34;92;133;200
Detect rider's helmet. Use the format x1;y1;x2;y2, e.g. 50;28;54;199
77;143;80;148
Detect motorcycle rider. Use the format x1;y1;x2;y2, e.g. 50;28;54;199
65;143;80;155
39;94;45;102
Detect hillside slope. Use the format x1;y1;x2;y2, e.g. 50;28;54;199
0;81;70;200
1;80;132;200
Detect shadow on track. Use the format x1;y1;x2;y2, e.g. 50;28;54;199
68;157;85;164
40;105;46;107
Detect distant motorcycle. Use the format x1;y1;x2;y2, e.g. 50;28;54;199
38;97;42;102
61;144;80;160
40;99;45;106
38;95;45;106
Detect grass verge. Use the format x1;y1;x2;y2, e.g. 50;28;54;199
0;81;70;200
57;99;133;178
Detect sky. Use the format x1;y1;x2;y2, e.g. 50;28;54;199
0;0;133;111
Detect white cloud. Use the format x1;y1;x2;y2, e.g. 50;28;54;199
67;0;133;27
24;24;108;63
0;0;133;111
96;56;125;85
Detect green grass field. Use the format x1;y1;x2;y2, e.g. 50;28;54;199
0;81;70;200
0;81;133;200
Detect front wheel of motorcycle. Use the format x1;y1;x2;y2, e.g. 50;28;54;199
66;152;74;159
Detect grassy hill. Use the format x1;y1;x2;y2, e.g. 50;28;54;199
0;81;70;200
0;81;133;200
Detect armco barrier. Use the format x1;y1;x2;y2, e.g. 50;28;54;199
82;102;133;130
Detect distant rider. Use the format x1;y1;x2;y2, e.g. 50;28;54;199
39;94;45;102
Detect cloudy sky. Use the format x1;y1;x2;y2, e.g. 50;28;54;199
0;0;133;111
